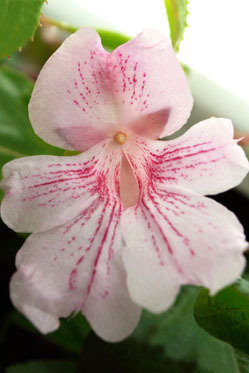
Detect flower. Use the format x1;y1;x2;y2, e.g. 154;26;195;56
1;28;249;342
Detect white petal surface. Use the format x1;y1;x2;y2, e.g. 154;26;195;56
121;186;247;312
128;118;249;196
10;185;141;342
1;140;122;233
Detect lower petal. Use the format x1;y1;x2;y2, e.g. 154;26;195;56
10;198;141;342
121;186;247;312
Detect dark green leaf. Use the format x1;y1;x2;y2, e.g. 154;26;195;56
164;0;189;51
47;313;90;354
236;146;249;199
81;331;197;373
0;0;45;58
10;310;90;355
6;360;76;373
194;278;249;355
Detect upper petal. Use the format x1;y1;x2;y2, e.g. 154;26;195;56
29;28;193;151
29;28;116;151
109;29;193;138
10;196;141;342
126;118;249;196
121;186;247;313
1;139;123;233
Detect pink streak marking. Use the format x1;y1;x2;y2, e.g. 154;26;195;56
86;202;117;297
161;147;218;164
69;268;77;290
140;201;164;265
77;255;85;265
107;203;122;269
148;188;195;256
28;172;97;189
142;196;173;255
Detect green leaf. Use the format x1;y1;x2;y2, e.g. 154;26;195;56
164;0;189;51
10;310;90;355
194;278;249;355
0;0;45;58
0;64;63;199
6;360;76;373
135;286;240;373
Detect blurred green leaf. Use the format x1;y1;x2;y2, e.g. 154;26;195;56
6;360;76;373
194;278;249;355
0;64;63;199
0;0;45;59
236;350;249;373
98;29;130;50
10;310;90;355
164;0;189;51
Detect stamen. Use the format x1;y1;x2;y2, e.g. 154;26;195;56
114;132;127;145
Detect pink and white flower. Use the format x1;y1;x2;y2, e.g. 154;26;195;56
1;28;249;342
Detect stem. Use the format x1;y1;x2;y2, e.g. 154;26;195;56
42;17;131;49
42;17;78;33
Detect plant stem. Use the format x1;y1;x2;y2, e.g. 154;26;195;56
42;17;130;49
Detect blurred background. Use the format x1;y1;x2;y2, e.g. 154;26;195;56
1;1;249;372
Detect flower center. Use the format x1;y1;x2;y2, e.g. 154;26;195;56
114;132;127;145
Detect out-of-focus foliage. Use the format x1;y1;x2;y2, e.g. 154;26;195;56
0;64;63;200
6;360;76;373
164;0;189;51
194;278;249;355
11;311;90;355
0;0;45;59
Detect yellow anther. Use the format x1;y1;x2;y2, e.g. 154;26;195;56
114;132;127;145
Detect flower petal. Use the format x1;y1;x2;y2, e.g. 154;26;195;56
29;28;116;151
10;191;141;342
1;140;123;233
121;186;247;313
29;28;193;151
109;29;193;138
129;118;249;196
